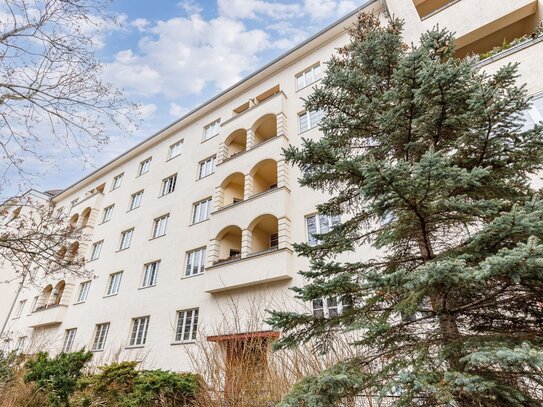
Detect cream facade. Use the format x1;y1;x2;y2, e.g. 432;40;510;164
2;0;543;373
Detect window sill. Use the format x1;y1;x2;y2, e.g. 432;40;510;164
138;285;157;290
298;125;320;135
181;273;203;280
103;293;119;298
116;248;130;253
149;235;166;241
295;77;322;93
127;207;140;212
201;134;218;143
73;301;86;305
91;349;104;353
99;220;111;225
170;340;196;346
196;172;215;181
86;258;99;263
125;345;145;349
158;192;175;198
166;154;181;162
189;219;209;227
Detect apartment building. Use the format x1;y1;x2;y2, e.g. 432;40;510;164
2;0;543;375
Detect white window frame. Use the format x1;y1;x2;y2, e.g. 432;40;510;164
92;323;110;351
63;328;77;352
129;190;144;210
296;63;321;91
192;198;212;224
119;229;134;250
198;155;216;179
312;296;350;318
130;316;150;346
106;272;123;296
185;247;206;277
168;140;183;159
142;261;160;287
111;173;124;190
138;157;152;176
306;213;341;246
175;308;198;342
152;214;169;238
15;299;26;318
70;198;79;210
203;119;220;141
76;281;91;303
161;174;177;196
102;205;114;223
30;296;38;314
298;109;323;133
15;336;26;353
89;240;103;261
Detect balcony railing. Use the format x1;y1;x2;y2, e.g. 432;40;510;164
28;304;67;327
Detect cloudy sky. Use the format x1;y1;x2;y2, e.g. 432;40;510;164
32;0;360;194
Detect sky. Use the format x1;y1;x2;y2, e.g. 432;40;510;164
31;0;361;194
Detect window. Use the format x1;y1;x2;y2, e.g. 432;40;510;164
185;247;206;277
102;205;114;223
30;296;38;313
106;272;123;296
138;157;152;176
119;229;134;250
152;214;169;238
161;174;177;196
198;156;216;179
70;198;79;210
203;119;220;141
76;281;91;303
175;308;198;342
192;198;211;224
89;240;103;261
130;316;150;346
142;261;159;287
63;329;77;352
15;336;26;353
312;296;350;318
168;140;183;159
15;299;26;318
296;64;321;90
92;323;110;351
306;213;341;246
521;96;543;131
111;173;124;190
129;190;144;210
299;110;323;133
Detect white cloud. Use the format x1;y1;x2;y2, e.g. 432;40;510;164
104;15;270;98
217;0;302;20
169;103;188;117
131;18;149;31
177;0;203;15
140;103;157;118
304;0;357;21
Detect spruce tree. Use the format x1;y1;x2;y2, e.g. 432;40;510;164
269;14;543;407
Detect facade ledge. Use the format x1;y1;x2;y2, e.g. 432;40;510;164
72;191;104;211
212;186;290;215
170;341;196;346
28;304;68;328
221;91;287;128
477;35;543;68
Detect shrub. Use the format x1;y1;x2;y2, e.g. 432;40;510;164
24;350;93;407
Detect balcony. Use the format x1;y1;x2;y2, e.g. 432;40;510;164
204;247;293;293
28;304;67;328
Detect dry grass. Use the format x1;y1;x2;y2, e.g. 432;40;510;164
0;356;46;407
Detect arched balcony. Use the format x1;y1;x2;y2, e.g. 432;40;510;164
69;213;79;228
215;226;242;264
252;114;277;147
225;129;247;159
51;280;66;305
80;207;92;227
248;215;279;255
69;241;80;258
219;173;245;208
38;285;53;310
250;159;278;196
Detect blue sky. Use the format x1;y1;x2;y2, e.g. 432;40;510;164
34;0;359;193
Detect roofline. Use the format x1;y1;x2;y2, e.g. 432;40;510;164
53;0;379;201
0;189;51;207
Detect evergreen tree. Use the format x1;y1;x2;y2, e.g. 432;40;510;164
269;14;543;407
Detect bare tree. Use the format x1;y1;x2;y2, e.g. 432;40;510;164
0;0;137;191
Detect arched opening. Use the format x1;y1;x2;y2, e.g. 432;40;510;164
252;114;277;146
69;213;79;228
11;207;22;220
225;129;247;158
250;160;278;196
248;214;279;255
40;285;53;309
220;173;245;208
57;246;68;261
69;241;79;258
80;207;92;227
52;281;66;305
215;226;242;264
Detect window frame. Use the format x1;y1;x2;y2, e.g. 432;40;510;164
14;299;26;318
118;228;134;251
89;240;103;261
298;109;323;133
152;214;169;239
295;63;321;91
142;261;160;288
312;295;350;319
198;155;216;179
111;173;124;191
129;190;144;211
63;328;77;352
202;119;220;141
168;140;183;160
138;157;152;176
92;323;110;351
174;308;199;343
185;247;206;277
106;272;123;296
129;316;150;347
102;205;114;223
160;174;177;196
76;281;91;303
305;213;341;246
191;198;212;224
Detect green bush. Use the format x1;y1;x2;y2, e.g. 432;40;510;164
0;350;18;387
24;350;93;407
